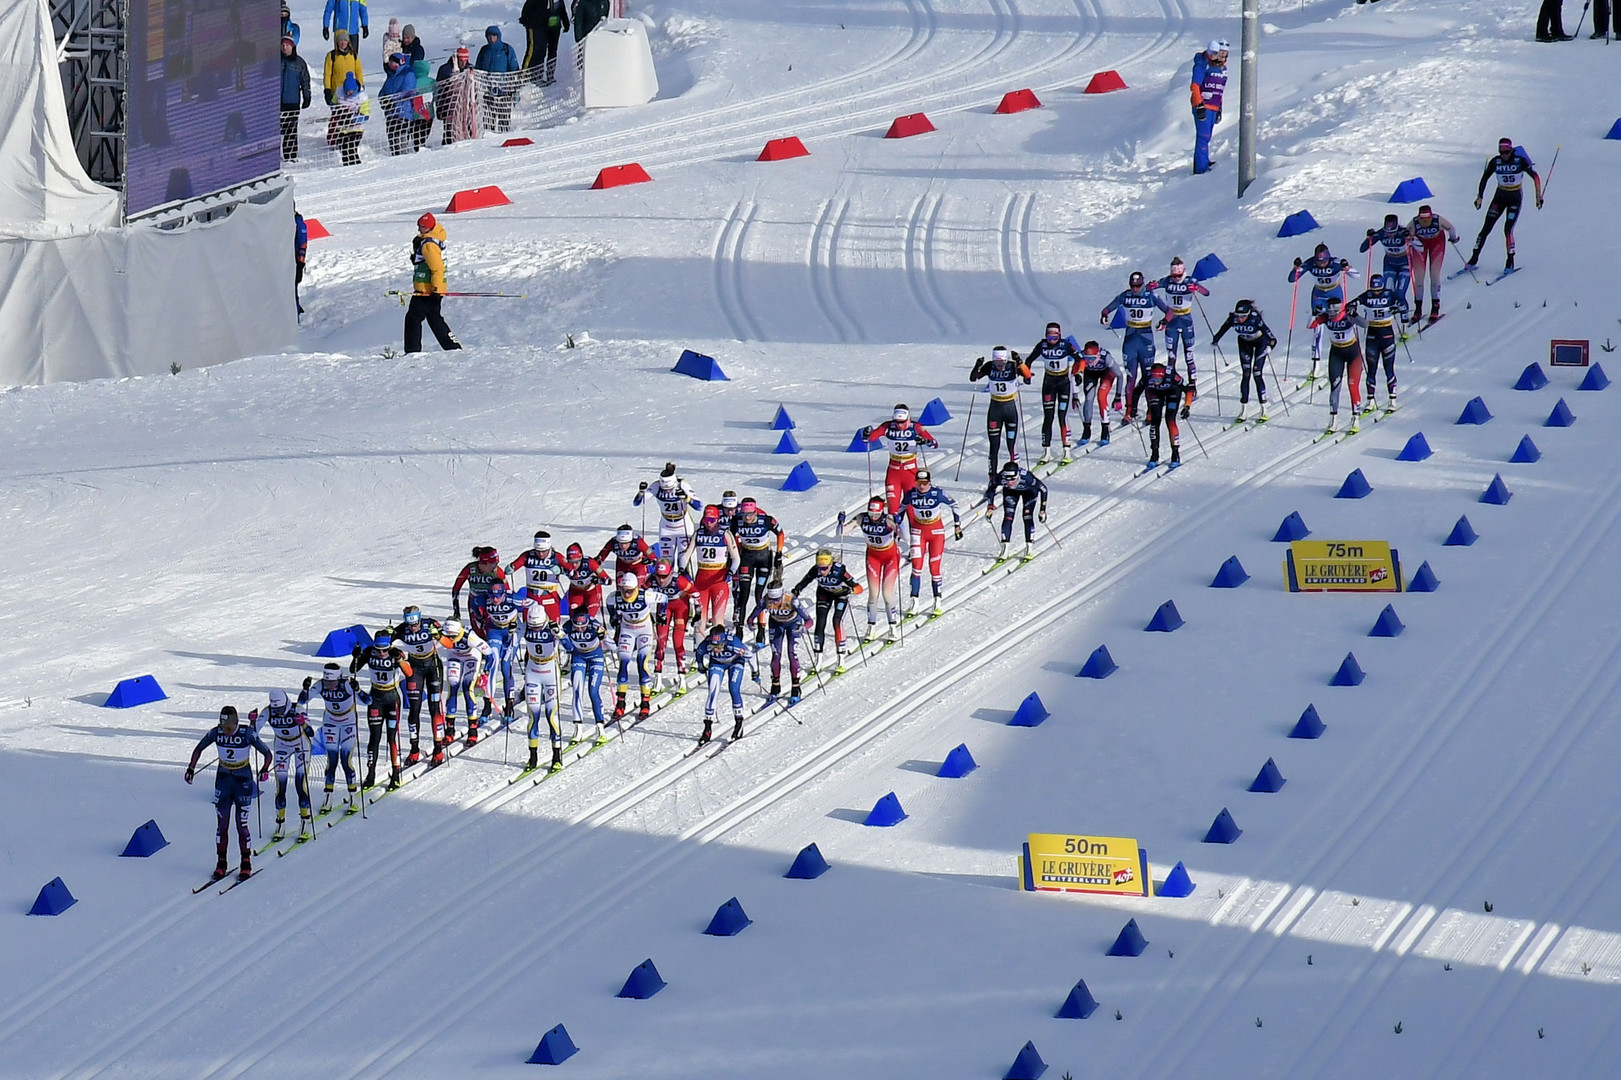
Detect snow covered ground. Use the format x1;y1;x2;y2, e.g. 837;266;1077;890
6;0;1621;1076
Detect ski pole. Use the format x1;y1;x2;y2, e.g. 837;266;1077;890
1015;385;1034;466
385;289;526;301
1263;351;1292;415
864;430;874;498
1193;295;1223;418
955;392;977;481
1282;272;1299;380
1539;144;1561;203
1040;506;1063;550
1183;414;1209;459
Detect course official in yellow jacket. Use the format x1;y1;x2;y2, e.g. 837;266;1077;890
405;214;462;353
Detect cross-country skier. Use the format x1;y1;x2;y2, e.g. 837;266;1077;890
1211;300;1278;422
1148;257;1210;386
251;688;316;842
690;505;739;636
1347;274;1407;414
1135;359;1192;467
607;571;665;720
899;468;962;615
185;705;272;882
563;541;609;619
857;495;904;642
1100;271;1171;409
716;490;741;530
1029;323;1083;463
646;559;696;688
481;581;523;721
861;404;939;513
1360;213;1417;311
968;346;1031;476
597;524;658;587
791;548;863;665
751;581;811;706
729;497;785;641
450;545;506;637
1289;245;1355;377
508;531;568;622
1407;205;1460;322
1074;340;1123;446
560;606;609;743
984;461;1049;559
394;605;445;765
695;623;755;745
436;618;490;744
1308;304;1366;433
351;628;412;788
633;463;704;572
300;663;361;811
1465;137;1543;273
518;603;564;772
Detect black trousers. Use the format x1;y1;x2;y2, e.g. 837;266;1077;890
404;294;462;352
1238;339;1268;403
1593;0;1619;33
1537;0;1566;37
280;106;300;159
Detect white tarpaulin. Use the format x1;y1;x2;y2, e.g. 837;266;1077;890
583;19;658;108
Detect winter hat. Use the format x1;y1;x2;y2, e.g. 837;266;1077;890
456;45;470;61
342;71;359;93
1207;38;1229;53
387;16;398;29
334;28;349;42
282;33;294;44
402;23;415;37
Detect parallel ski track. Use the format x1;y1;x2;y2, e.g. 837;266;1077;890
312;0;1198;223
711;196;760;340
903;191;957;337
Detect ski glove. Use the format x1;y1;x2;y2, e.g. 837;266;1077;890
1474;197;1482;210
953;524;963;541
258;766;270;782
1038;508;1047;524
638;481;648;491
1536;197;1544;209
184;766;195;784
361;24;368;36
323;25;330;38
1179;404;1191;420
1193;105;1207;122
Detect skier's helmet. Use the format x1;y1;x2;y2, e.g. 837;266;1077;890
525;604;548;627
893;403;911;423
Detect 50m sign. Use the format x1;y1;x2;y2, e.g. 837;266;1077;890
1019;832;1152;897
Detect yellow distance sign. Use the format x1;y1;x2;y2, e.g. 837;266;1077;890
1285;540;1403;593
1019;833;1151;897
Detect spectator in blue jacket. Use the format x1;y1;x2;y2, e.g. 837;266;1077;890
280;35;312;161
281;3;300;45
380;53;417;155
475;25;519;132
322;0;368;40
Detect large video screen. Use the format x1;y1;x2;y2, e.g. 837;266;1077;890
125;0;282;216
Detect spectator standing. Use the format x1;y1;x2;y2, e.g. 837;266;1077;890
406;213;462;353
437;47;478;144
281;3;300;45
521;0;569;84
381;17;402;63
1590;0;1618;37
475;25;519;132
1536;0;1573;39
280;35;311;160
572;0;611;45
1189;39;1228;175
328;71;369;165
410;58;434;150
322;29;363;105
400;23;425;62
380;53;416;155
322;0;368;40
294;210;308;315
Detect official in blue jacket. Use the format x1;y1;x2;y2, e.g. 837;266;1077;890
322;0;368;40
475;26;520;132
1190;39;1228;175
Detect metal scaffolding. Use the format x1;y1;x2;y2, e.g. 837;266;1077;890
50;0;125;190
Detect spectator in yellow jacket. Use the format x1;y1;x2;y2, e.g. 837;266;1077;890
323;29;364;105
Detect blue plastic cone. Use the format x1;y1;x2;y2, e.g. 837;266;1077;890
771;404;796;430
1272;511;1310;541
1579;364;1610;391
1389;177;1433;203
1457;396;1493;424
937;743;978;778
1248;758;1286;793
781;461;819;491
28;877;76;916
672;349;727;380
786;842;830;879
1210;555;1249;588
1514;363;1549;391
1193;253;1227;281
1330;652;1366;686
1369;604;1405;637
1159;860;1196;897
1009;691;1049;727
120;819;169;858
1109;307;1127;330
1444;515;1478;546
1397;432;1433;461
863;792;907;827
617;959;666;999
1056;980;1100;1019
1107;918;1149;956
316;623;371;657
704;897;752;936
1481;474;1513;505
1004;1041;1048;1080
1335;468;1373;499
1203;808;1243;844
103;675;166;708
527;1024;579;1065
1509;437;1540;464
1277;209;1320;237
1146;599;1184;632
1077;644;1117;679
772;430;802;455
1608;118;1621;140
918;398;952;426
1289;704;1326;739
846;429;872;452
1546;398;1576;427
1408;560;1440;592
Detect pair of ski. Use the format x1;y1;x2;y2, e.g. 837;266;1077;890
1448;264;1519;285
982;550;1039;575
